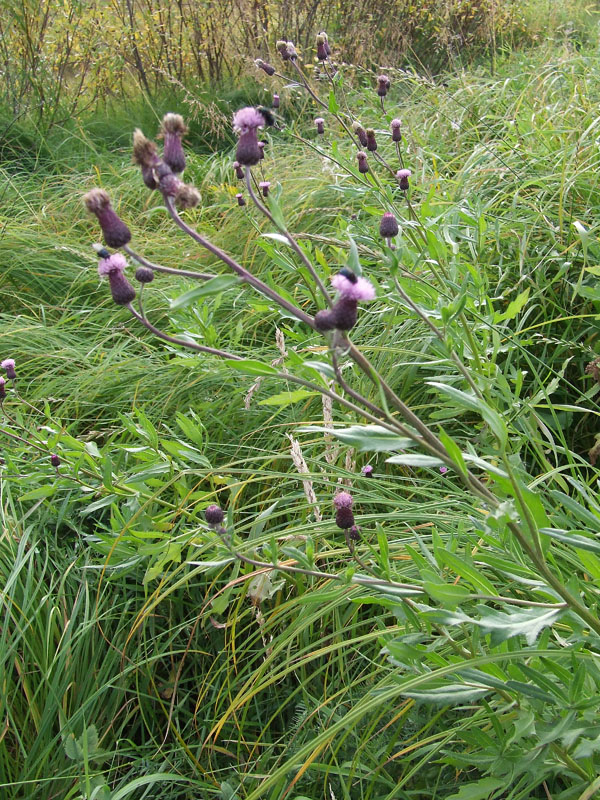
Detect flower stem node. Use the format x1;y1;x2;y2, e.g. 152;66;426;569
396;168;412;191
84;189;132;249
1;359;16;380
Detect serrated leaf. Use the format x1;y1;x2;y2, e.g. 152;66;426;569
170;275;240;309
259;389;318;408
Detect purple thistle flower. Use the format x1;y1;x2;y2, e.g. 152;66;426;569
361;464;374;477
319;31;331;56
236;193;246;207
160;113;187;174
314;117;325;135
396;168;412;191
390;119;402;142
366;128;377;152
1;359;16;380
0;377;5;401
84;189;132;249
333;491;354;509
97;253;136;306
348;524;361;541
314;309;337;332
377;74;391;97
331;296;358;331
255;58;276;76
353;123;368;147
439;466;448;475
272;93;280;108
259;181;271;197
205;504;225;526
331;273;375;302
357;151;369;174
233;107;266;167
51;454;61;468
233;161;244;180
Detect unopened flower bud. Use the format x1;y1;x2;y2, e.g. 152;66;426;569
390;119;402;142
1;359;16;380
357;151;369;174
379;212;399;238
233;161;244;179
50;453;61;468
314;309;337;332
276;40;290;61
396;168;412;191
255;58;276;76
259;181;271;197
84;189;132;249
160;113;188;174
205;504;225;526
272;93;280;108
377;74;391;97
348;524;361;541
331;296;358;331
366;128;377;152
135;266;154;283
314;117;325;134
353;122;368;147
258;141;266;160
236;193;246;206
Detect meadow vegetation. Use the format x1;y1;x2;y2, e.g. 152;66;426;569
2;2;600;799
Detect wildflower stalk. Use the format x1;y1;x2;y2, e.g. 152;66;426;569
123;244;214;281
243;167;333;306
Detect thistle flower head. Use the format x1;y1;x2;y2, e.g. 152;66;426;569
84;189;132;248
276;40;297;61
132;129;158;168
135;266;154;283
390;118;402;142
259;181;271;197
175;183;201;209
356;151;369;173
361;464;374;477
1;359;15;380
379;212;399;239
333;491;354;509
233;161;244;179
331;273;375;302
0;376;6;400
98;253;127;276
335;506;355;529
316;33;328;61
314;309;337;332
258;141;266;159
377;74;391;96
205;504;225;525
366;128;377;152
50;454;61;468
439;466;448;475
353;122;368;147
255;58;276;76
314;117;325;134
160;113;188;174
396;168;412;190
233;107;266;134
348;524;361;541
236;193;246;207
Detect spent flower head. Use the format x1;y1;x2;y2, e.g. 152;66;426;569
160;113;188;174
84;189;132;249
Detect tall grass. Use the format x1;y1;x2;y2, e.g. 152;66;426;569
3;33;600;800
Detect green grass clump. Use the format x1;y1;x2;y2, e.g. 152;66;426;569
3;33;600;800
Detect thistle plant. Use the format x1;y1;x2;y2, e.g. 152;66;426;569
79;30;600;792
